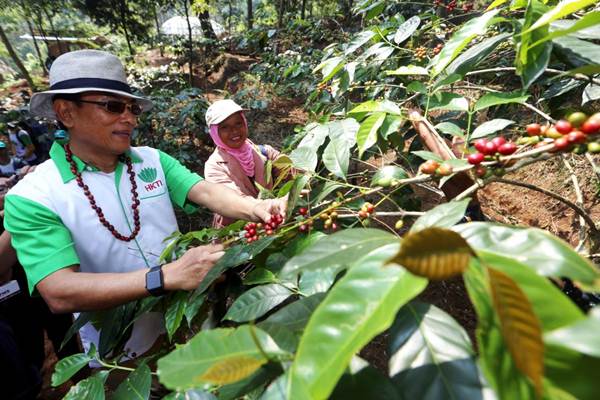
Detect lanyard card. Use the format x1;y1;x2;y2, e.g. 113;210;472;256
0;280;21;302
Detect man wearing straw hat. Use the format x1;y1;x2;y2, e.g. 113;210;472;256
2;50;286;361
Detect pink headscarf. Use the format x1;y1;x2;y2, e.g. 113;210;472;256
209;112;255;177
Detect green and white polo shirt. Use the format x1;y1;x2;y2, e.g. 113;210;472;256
3;142;202;359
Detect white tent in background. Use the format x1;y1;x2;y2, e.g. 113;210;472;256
160;16;226;38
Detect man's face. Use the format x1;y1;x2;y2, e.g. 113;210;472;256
61;92;139;156
218;112;248;149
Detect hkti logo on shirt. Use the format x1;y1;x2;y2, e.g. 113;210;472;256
138;167;163;192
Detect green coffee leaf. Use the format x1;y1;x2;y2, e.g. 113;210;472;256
157;326;286;390
51;353;92;387
280;228;397;278
290;245;427;399
224;284;293;322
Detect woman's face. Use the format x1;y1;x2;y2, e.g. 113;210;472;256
218;112;247;149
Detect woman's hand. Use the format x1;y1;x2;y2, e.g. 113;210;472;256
251;196;288;223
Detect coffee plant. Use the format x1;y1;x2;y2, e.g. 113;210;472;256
51;1;600;399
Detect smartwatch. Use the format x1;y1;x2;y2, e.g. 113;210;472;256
145;265;166;296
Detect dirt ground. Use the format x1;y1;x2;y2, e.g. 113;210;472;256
480;155;600;249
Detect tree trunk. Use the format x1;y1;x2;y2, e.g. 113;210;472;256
198;9;217;40
183;0;194;87
228;0;233;34
247;0;253;30
152;3;163;56
277;0;285;29
42;6;65;55
33;10;50;48
119;0;135;56
301;0;307;19
26;18;47;75
0;25;36;90
20;1;47;75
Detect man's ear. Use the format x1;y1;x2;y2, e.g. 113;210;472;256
53;100;75;129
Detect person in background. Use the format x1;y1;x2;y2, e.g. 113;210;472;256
7;122;37;165
0;142;26;178
1;169;79;400
53;129;69;145
204;99;286;228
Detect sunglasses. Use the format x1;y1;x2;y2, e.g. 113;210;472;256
78;100;143;116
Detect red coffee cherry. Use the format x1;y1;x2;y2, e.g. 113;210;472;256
467;152;484;165
526;123;541;136
497;142;517;155
555;120;573;135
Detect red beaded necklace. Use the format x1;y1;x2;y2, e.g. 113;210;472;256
65;144;141;242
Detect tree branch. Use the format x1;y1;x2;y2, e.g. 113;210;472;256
585;153;600;182
494;177;597;234
562;155;588;250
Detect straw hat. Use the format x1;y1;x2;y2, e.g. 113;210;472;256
29;50;152;119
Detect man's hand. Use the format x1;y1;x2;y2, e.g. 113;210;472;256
162;244;225;291
250;196;288;223
188;181;289;224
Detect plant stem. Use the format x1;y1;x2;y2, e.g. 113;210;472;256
249;324;271;361
95;358;156;374
522;102;555;123
374;26;410;52
465;110;473;149
337;211;424;218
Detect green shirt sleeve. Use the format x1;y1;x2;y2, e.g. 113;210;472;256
3;194;80;294
159;150;203;214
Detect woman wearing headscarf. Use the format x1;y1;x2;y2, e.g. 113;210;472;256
204;99;282;228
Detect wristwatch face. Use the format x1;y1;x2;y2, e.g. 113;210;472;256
146;266;164;295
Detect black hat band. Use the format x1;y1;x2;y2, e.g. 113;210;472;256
50;78;132;93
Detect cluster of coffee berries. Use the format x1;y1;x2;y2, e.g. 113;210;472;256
414;46;427;61
472;164;507;179
297;207;313;233
243;214;283;242
446;0;457;12
468;137;517;166
525;112;600;153
319;209;339;231
317;81;332;94
419;160;454;176
433;0;467;12
358;202;376;219
433;43;444;55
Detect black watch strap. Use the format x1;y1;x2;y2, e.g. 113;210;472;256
145;265;166;297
